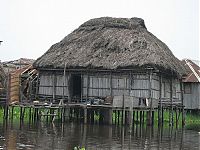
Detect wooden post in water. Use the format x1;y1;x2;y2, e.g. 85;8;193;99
29;107;32;123
62;63;66;100
169;77;173;126
117;110;120;125
91;109;94;124
152;111;154;125
108;109;112;125
84;107;87;124
180;80;185;126
158;74;162;126
175;106;178;128
132;111;135;125
136;111;139;124
99;109;104;124
147;70;153;126
11;106;14;120
20;106;23;120
139;111;142;125
52;73;56;103
128;106;133;133
122;95;125;125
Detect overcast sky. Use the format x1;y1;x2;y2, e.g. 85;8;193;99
0;0;199;62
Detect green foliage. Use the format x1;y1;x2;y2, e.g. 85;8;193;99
73;146;85;150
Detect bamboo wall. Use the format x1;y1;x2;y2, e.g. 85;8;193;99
9;73;20;103
39;73;69;97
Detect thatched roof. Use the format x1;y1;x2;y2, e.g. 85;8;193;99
34;17;186;76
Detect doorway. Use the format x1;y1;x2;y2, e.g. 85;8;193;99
71;74;82;98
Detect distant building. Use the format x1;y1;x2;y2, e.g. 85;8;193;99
3;58;35;73
182;59;200;110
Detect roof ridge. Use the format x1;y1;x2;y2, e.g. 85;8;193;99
185;59;200;82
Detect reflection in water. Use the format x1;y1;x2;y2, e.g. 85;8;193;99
0;121;199;150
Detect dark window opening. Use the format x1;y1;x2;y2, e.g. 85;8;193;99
72;75;81;98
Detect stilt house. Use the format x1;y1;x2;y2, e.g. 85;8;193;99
182;59;200;110
33;17;186;108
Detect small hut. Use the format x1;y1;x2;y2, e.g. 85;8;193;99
7;65;38;104
33;17;186;109
182;59;200;110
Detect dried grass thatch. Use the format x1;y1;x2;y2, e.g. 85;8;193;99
34;17;186;76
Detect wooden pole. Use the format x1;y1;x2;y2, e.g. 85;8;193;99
86;72;89;101
170;77;173;126
35;72;39;99
84;107;87;124
62;63;66;100
129;106;133;133
147;70;153;126
117;110;120;125
81;74;83;103
108;109;112;125
52;73;55;103
158;74;162;125
132;111;135;125
110;72;112;97
180;79;185;126
122;95;125;125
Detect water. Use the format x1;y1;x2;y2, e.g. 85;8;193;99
0;121;199;150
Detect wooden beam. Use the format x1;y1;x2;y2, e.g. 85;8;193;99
158;74;162;125
52;73;56;102
62;63;66;99
180;79;185;126
81;73;83;102
169;77;173;126
110;71;112;97
147;70;153;126
86;72;89;100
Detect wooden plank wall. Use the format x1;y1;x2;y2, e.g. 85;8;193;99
183;83;200;109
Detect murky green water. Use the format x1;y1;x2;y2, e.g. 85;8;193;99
0;121;199;150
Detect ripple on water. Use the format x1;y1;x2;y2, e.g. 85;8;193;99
17;143;35;149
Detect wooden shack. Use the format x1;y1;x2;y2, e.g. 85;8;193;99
8;65;38;104
182;59;200;110
33;17;186;109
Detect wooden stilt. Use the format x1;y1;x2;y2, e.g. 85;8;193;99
136;111;139;124
117;110;120;125
122;95;125;125
114;110;117;125
91;109;94;124
29;107;32;123
142;111;145;124
132;111;135;125
139;111;142;124
20;106;23;120
84;107;87;124
152;111;154;125
11;106;14;120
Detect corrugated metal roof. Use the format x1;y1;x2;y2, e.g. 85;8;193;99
182;59;200;82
